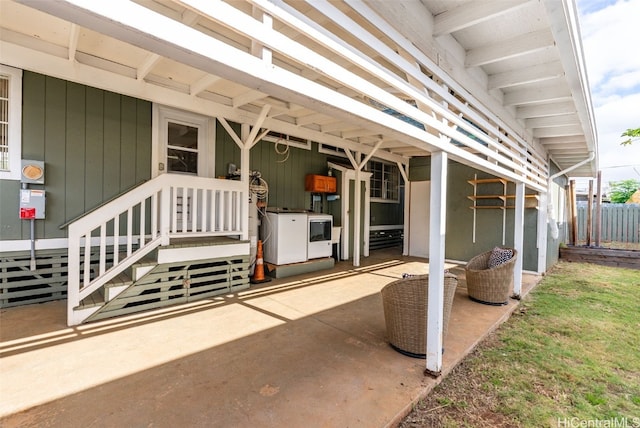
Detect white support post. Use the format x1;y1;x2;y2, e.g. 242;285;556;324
353;166;362;267
240;125;251;241
341;172;350;261
363;174;370;258
426;151;447;376
537;192;548;274
398;162;410;256
513;181;525;298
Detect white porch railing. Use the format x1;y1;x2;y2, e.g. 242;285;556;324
67;174;246;325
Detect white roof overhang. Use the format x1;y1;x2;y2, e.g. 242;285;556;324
1;0;598;190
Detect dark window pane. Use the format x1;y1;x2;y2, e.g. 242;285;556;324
168;122;198;149
168;148;198;174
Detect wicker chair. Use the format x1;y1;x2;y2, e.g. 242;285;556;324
381;273;458;358
465;248;517;306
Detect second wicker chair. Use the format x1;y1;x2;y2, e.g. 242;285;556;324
381;273;458;358
465;248;517;306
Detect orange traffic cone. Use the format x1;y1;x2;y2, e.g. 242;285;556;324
250;240;271;284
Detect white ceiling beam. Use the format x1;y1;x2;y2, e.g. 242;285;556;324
539;135;586;145
1;27;68;58
137;53;161;81
549;153;591;161
546;147;588;153
379;140;416;150
342;129;380;139
317;121;345;132
392;148;430;157
504;83;572;106
466;30;555;67
137;8;200;81
533;125;583;138
321;121;352;133
190;74;221;96
181;9;199;25
433;0;530;37
251;6;273;64
232;89;268;108
525;114;579;129
488;61;564;90
270;104;306;118
545;145;587;151
296;112;328;126
257;96;290;111
545;147;591;154
68;23;80;61
516;101;577;119
286;103;308;115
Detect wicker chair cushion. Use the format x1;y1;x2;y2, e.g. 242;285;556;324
488;247;513;268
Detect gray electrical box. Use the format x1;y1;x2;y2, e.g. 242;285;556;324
20;189;46;219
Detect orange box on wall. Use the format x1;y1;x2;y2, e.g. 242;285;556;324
305;174;337;193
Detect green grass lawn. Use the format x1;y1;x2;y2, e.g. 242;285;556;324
400;262;640;427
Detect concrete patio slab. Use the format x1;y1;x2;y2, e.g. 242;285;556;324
0;249;541;427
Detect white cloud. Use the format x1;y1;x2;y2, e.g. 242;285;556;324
597;70;640;100
575;0;640;188
580;0;640;89
594;92;640;136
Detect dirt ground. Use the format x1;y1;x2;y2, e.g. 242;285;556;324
398;333;518;428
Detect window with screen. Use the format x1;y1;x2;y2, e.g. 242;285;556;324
0;65;22;180
368;160;399;202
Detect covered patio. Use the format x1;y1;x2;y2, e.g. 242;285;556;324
0;249;542;427
1;0;598;378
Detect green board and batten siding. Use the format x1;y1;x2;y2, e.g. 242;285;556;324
215;127;344;213
409;156;540;272
546;162;567;269
0;72;152;241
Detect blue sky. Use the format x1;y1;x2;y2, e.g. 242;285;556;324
574;0;640;191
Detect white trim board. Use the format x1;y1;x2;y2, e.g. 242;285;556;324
0;237;140;253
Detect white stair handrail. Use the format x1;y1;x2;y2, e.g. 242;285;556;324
67;174;246;325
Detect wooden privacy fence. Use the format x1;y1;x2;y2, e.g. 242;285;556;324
576;203;640;244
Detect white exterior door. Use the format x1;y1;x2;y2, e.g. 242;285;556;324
408;180;430;257
154;105;215;178
153;105;216;230
338;169;371;261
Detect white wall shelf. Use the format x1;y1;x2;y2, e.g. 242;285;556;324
467;176;539;244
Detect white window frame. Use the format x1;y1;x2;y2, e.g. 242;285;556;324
318;143;348;158
0;65;23;181
368;160;400;203
262;131;311;150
